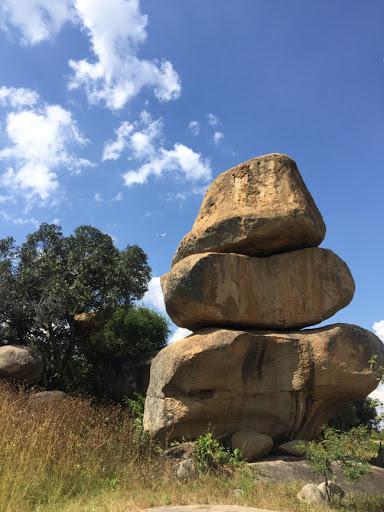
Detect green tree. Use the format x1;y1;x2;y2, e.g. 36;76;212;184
89;306;169;358
329;397;382;432
0;223;151;387
64;306;169;398
303;426;375;501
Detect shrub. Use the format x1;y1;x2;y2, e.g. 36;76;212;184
303;426;376;501
193;431;242;474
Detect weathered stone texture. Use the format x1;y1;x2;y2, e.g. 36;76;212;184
0;345;44;383
173;153;325;265
162;248;355;330
143;324;383;442
231;430;273;461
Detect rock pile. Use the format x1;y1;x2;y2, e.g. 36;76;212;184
143;153;384;455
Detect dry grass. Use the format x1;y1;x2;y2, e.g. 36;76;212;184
0;383;382;512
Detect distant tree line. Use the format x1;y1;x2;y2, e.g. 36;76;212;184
0;223;169;397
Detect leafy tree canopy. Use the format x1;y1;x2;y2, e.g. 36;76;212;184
0;223;153;387
329;397;383;433
88;306;169;358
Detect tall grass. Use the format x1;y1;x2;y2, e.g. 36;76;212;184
0;382;382;512
0;382;150;511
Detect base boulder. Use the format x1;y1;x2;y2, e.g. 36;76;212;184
144;324;383;442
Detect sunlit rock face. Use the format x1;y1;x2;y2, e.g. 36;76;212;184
144;153;383;445
144;325;384;441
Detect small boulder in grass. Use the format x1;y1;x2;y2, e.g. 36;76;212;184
0;345;44;383
231;430;273;462
278;440;308;457
176;458;196;481
297;483;326;505
161;442;195;460
28;390;67;405
318;481;345;501
230;488;245;498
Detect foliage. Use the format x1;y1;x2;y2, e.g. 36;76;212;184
303;426;376;501
59;307;169;398
193;431;243;474
124;392;150;448
369;354;384;384
329;397;382;432
0;223;151;388
88;305;169;358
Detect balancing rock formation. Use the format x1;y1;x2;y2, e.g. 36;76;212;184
144;153;384;450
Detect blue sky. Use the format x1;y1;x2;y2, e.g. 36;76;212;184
0;1;383;399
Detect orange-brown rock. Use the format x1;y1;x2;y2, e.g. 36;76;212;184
162;248;354;330
143;324;384;441
172;153;326;265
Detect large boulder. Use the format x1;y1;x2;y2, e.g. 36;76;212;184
0;345;44;383
162;248;354;330
143;324;383;441
172;153;326;265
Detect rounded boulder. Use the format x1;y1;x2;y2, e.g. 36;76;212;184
0;345;44;383
231;430;273;461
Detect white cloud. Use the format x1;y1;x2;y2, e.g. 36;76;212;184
207;113;220;126
94;192;103;202
103;122;134;161
142;276;165;313
0;210;39;227
369;321;384;406
103;111;211;187
123;142;211;186
213;131;224;145
373;320;384;342
169;327;192;344
370;385;384;408
0;103;91;200
68;0;181;110
0;86;40;108
166;184;208;205
0;0;75;45
103;111;162;162
112;191;123;201
188;120;200;136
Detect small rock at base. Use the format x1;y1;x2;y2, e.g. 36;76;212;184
28;390;66;405
161;442;195;460
176;458;196;480
297;483;326;505
278;440;308;457
318;481;345;500
230;488;245;498
231;430;273;462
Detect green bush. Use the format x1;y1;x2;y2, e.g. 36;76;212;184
303;426;376;501
193;431;242;474
89;305;169;358
329;397;382;432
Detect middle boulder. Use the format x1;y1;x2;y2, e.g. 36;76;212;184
162;248;355;330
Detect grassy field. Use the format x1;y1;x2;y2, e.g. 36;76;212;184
0;383;382;512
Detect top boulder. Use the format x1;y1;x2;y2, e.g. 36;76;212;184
173;153;326;265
